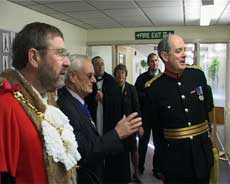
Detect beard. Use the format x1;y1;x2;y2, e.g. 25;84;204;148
37;60;65;92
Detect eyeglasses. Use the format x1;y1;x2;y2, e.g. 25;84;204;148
85;73;95;80
74;71;95;80
36;47;70;59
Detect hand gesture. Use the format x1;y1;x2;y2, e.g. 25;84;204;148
115;112;142;139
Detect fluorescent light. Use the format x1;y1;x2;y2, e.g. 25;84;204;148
200;5;213;26
200;0;217;26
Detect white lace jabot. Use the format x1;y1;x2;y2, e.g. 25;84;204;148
42;104;81;170
15;70;81;170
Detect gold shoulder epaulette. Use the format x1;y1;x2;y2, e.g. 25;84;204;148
145;73;162;88
186;64;203;71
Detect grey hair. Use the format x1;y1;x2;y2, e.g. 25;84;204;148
65;54;91;83
157;35;171;62
68;54;91;72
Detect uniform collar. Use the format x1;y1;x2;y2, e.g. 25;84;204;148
96;74;104;81
164;69;184;79
148;68;159;77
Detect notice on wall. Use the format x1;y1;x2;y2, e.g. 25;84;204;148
0;29;16;73
135;30;174;40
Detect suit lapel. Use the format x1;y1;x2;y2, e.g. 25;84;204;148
67;91;99;134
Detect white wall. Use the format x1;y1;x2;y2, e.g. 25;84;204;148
0;0;87;54
87;26;230;45
87;46;113;75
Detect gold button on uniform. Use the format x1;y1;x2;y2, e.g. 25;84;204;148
181;95;185;99
185;108;189;112
188;122;191;126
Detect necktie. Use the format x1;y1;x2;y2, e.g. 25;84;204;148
81;103;92;119
74;98;92;118
82;103;95;127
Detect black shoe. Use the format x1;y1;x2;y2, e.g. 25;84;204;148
133;173;142;183
153;170;163;180
138;167;144;175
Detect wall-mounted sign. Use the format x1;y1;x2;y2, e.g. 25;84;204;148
135;30;174;40
0;29;16;73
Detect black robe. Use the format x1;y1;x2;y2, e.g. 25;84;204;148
85;72;122;134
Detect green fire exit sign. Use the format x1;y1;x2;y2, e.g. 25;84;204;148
135;31;174;40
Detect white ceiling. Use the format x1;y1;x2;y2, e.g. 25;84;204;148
8;0;230;30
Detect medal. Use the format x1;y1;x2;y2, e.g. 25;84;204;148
195;86;204;101
199;95;204;101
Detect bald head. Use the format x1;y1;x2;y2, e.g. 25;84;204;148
158;34;186;73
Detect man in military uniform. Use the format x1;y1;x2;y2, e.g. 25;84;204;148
145;34;213;183
135;53;162;178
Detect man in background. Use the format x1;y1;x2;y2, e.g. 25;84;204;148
135;53;162;178
85;56;122;136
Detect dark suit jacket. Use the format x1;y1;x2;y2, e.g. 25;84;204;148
103;82;141;183
57;87;124;183
85;72;122;133
121;82;140;116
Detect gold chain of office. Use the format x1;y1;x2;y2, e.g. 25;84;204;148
13;91;64;134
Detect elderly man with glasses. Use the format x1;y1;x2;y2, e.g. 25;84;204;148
57;54;142;184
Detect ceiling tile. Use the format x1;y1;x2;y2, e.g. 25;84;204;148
45;1;96;12
33;0;82;4
104;9;144;18
65;18;94;29
65;10;107;19
26;4;59;14
144;6;184;26
136;0;182;8
48;13;72;20
7;0;230;29
8;0;37;6
87;1;137;10
215;12;230;24
118;20;152;27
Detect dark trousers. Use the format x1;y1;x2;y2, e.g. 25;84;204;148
164;176;210;184
138;125;154;172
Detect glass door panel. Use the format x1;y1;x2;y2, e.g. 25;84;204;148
200;43;226;107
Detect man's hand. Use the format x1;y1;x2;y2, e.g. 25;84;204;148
115;112;142;139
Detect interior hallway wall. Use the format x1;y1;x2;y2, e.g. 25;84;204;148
225;43;230;153
87;26;230;44
0;0;87;54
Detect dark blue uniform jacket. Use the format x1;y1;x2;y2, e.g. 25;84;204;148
145;67;214;178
